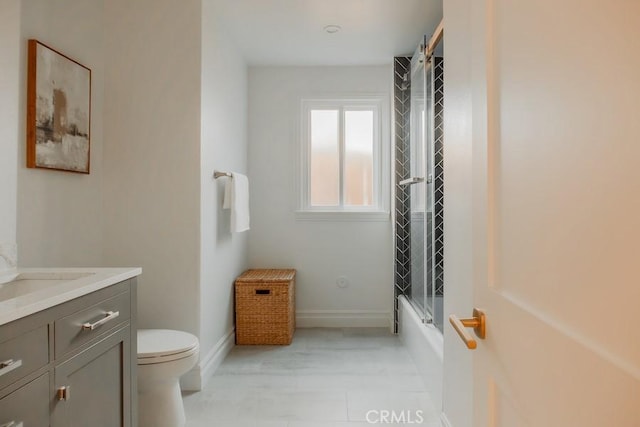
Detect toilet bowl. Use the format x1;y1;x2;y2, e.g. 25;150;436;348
137;329;199;427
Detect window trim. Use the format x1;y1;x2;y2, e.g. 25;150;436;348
297;95;390;219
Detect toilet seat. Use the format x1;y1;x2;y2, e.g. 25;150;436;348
138;329;199;365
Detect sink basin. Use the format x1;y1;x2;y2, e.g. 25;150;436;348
0;272;95;301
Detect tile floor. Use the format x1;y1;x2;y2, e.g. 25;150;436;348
183;328;441;427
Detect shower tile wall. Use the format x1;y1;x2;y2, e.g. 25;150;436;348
393;57;411;333
393;56;445;330
433;57;444;297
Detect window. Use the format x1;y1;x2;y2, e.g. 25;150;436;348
299;97;388;219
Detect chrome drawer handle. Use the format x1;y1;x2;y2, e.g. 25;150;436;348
82;311;120;330
1;421;24;427
0;359;22;377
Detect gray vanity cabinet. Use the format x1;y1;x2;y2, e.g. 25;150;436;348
0;278;137;427
52;326;132;427
0;373;50;426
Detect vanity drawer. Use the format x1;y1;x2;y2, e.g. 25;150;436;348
55;291;130;358
0;325;48;391
0;373;49;427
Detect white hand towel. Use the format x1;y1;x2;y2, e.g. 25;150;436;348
223;172;250;233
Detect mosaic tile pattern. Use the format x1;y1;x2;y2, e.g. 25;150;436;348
393;57;412;333
424;210;433;306
410;211;425;310
433;57;445;297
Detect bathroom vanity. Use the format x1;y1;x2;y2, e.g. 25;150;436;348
0;268;141;427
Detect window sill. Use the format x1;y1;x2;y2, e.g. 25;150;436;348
295;210;390;222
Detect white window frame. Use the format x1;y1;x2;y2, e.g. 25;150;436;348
297;95;390;221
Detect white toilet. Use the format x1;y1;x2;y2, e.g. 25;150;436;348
137;329;199;427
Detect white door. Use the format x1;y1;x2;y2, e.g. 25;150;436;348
445;0;640;426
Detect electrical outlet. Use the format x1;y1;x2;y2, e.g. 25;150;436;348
336;276;349;289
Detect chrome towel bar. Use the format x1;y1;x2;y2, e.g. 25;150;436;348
214;171;232;179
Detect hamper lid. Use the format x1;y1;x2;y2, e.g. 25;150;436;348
236;269;296;283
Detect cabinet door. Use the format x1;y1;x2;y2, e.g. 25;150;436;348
0;373;49;426
52;327;131;427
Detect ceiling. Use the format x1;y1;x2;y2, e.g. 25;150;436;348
212;0;443;66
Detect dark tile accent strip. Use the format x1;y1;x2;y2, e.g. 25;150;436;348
393;57;412;333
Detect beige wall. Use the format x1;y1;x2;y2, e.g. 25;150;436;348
198;0;249;385
0;0;21;272
17;0;105;268
102;0;203;340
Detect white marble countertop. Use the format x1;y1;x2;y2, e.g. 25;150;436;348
0;267;142;326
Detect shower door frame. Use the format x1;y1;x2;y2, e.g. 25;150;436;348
425;23;444;331
407;23;444;330
407;36;428;323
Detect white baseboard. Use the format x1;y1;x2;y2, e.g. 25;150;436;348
180;328;235;391
296;310;391;328
440;412;453;427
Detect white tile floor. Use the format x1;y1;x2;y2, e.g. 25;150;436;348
183;328;441;427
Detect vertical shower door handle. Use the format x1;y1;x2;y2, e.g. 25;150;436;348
399;177;424;186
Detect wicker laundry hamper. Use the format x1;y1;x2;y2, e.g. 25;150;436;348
234;269;296;345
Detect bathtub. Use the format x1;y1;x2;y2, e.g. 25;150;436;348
398;295;443;412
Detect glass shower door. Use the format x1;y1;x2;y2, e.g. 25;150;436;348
407;41;431;320
424;52;437;327
407;38;437;326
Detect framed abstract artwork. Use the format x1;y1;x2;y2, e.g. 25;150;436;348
26;39;91;173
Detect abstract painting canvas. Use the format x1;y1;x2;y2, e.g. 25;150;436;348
27;40;91;173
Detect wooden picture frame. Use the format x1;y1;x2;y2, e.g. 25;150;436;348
27;39;92;174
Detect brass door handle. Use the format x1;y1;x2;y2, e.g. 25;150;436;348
57;386;70;401
449;308;486;350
